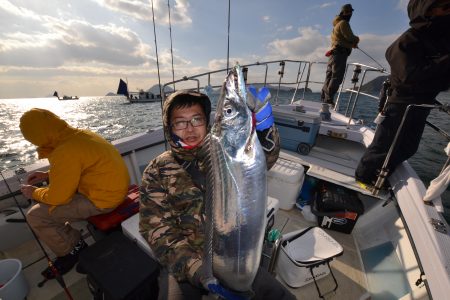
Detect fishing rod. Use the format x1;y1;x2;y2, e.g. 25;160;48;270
150;0;163;112
356;47;385;70
226;0;231;72
167;0;176;91
0;170;74;300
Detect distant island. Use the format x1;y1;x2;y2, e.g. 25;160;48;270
360;76;389;94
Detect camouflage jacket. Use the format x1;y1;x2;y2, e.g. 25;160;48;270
139;127;280;282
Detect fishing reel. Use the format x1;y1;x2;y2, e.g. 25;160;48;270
278;61;285;78
351;65;362;83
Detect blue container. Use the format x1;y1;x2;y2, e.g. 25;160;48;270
298;176;318;205
272;106;321;155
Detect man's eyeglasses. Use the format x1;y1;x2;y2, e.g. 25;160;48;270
171;116;206;130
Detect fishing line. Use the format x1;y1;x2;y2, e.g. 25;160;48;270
226;0;231;71
150;0;163;114
167;0;176;91
0;170;73;300
356;47;385;70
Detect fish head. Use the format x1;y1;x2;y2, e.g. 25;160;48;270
212;65;253;149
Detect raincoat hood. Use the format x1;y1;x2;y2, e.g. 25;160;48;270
162;90;211;161
20;108;78;159
333;15;344;26
408;0;442;30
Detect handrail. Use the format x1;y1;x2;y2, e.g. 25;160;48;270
161;59;388;126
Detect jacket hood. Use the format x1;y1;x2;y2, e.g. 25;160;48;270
162;90;211;161
20;108;78;159
408;0;437;29
333;15;343;26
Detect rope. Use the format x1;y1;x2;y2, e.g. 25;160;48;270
150;0;163;113
167;0;176;91
226;0;231;71
356;47;385;70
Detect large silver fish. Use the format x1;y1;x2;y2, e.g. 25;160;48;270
203;65;267;292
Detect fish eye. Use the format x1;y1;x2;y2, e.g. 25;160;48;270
224;106;235;116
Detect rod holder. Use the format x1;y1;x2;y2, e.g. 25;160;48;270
351;65;362;83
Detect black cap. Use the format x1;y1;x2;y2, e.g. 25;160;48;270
341;4;354;13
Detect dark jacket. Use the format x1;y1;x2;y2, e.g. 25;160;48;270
386;0;450;105
139;91;280;282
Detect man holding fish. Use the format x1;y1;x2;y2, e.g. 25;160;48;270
140;66;295;299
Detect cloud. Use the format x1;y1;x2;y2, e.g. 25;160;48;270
266;26;397;70
0;19;151;67
320;2;335;9
96;0;192;26
348;33;398;70
396;0;409;11
267;26;329;61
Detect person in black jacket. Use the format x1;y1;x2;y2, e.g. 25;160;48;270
355;0;450;186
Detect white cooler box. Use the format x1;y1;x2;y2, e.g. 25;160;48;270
121;214;157;260
276;227;343;296
121;197;280;260
267;159;305;210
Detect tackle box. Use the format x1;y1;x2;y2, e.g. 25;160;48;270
272;105;321;155
311;183;364;234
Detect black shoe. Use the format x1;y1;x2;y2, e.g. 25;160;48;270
41;239;88;279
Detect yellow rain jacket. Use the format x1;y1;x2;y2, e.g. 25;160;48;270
331;15;359;51
20;108;130;209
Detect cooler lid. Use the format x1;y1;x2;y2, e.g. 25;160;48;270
272;106;321;124
268;158;305;184
282;227;343;263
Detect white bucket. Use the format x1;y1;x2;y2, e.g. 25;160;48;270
0;259;29;300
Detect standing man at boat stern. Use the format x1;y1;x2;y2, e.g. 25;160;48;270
321;3;360;107
355;0;450;186
19;108;130;278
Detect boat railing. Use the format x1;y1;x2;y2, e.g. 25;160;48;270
335;62;389;125
162;59;388;123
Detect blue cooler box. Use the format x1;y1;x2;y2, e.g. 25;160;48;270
272;106;321;155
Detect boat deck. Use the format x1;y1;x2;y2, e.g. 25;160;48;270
3;206;368;300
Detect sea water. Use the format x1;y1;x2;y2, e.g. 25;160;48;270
1;92;449;221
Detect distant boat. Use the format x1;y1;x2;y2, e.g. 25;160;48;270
116;79;161;103
117;79;129;98
53;91;79;100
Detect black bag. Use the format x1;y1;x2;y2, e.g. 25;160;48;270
78;231;160;300
311;183;364;234
315;183;364;215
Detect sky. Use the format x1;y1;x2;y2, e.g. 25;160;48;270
0;0;411;99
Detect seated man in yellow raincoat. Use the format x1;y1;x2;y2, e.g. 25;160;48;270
19;108;130;278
